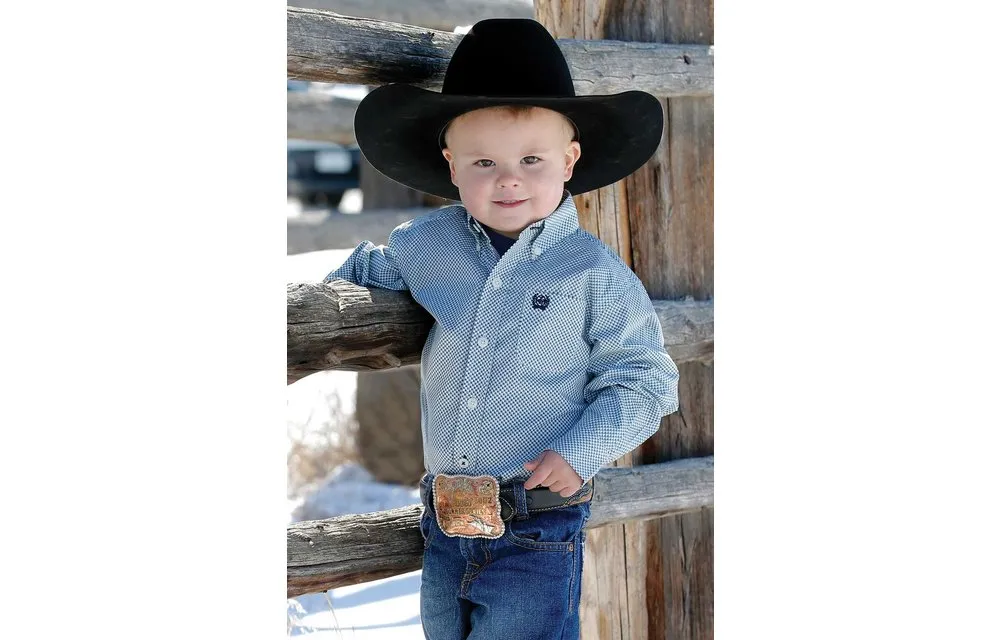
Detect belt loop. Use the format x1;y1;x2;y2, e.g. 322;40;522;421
512;480;529;520
420;473;433;510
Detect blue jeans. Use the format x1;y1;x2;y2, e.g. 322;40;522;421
418;474;591;640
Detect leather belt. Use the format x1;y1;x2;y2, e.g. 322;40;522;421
420;473;594;522
498;479;594;521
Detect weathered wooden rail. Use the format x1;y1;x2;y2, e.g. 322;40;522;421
287;456;713;597
287;8;713;98
289;0;534;33
287;280;714;384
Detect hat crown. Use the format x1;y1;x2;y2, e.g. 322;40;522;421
442;19;575;98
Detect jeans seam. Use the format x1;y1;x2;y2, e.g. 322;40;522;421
568;531;578;615
504;526;575;552
421;508;434;550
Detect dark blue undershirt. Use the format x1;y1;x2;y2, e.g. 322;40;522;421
482;225;517;257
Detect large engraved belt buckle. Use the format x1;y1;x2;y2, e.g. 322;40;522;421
432;473;505;539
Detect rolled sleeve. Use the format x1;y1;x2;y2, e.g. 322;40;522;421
548;281;680;483
322;223;410;291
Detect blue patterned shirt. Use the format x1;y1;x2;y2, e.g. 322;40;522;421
324;190;679;484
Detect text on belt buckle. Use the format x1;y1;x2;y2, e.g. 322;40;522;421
432;473;504;539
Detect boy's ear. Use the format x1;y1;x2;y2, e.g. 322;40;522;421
563;141;582;181
442;148;457;184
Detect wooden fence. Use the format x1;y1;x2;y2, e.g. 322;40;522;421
287;3;714;638
288;280;713;383
288;456;713;597
287;8;713;146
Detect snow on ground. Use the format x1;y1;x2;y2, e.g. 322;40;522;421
291;462;420;523
288;464;422;638
288;570;423;639
286;248;353;284
287;248;424;638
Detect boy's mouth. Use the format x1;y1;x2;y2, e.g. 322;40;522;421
493;199;527;208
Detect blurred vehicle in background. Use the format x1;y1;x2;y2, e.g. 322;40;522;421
288;139;362;208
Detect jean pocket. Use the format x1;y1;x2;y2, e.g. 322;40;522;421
503;506;583;552
515;293;588;374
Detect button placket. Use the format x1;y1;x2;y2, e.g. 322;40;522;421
452;262;513;475
453;287;486;471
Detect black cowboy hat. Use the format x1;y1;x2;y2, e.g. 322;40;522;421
353;18;664;201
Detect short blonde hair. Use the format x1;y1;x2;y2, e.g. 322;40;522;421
441;105;578;148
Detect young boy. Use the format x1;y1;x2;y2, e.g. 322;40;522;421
323;18;679;639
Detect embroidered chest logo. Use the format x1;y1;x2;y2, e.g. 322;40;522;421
532;293;550;310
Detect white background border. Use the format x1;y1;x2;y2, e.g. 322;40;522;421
2;1;998;637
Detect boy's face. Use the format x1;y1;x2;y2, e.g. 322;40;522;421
441;107;582;240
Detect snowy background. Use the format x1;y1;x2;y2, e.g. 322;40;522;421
285;463;423;639
286;213;426;638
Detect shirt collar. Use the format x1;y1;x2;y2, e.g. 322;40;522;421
464;190;579;257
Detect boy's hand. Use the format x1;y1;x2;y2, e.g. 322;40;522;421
523;450;583;497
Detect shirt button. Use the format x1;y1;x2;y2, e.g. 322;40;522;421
458;456;469;468
531;246;542;256
492;277;502;289
477;336;488;348
467;397;478;409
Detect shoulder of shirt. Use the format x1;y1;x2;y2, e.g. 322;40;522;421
388;204;467;242
569;227;649;294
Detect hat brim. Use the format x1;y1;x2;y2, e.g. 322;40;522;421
353;84;664;201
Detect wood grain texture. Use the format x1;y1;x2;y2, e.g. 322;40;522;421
289;0;535;32
620;2;715;639
536;1;714;638
287;281;713;383
631;97;714;300
288;456;713;596
286;281;433;383
628;3;714;638
287;8;713;97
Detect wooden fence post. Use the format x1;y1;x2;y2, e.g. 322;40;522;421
534;1;714;638
354;101;426;484
359;151;425;210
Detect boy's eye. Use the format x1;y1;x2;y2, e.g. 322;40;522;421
522;156;541;165
474;159;495;167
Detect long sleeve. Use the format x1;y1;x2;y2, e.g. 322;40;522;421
548;281;680;484
322;223;410;291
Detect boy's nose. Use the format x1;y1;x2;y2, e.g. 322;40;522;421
496;173;521;189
